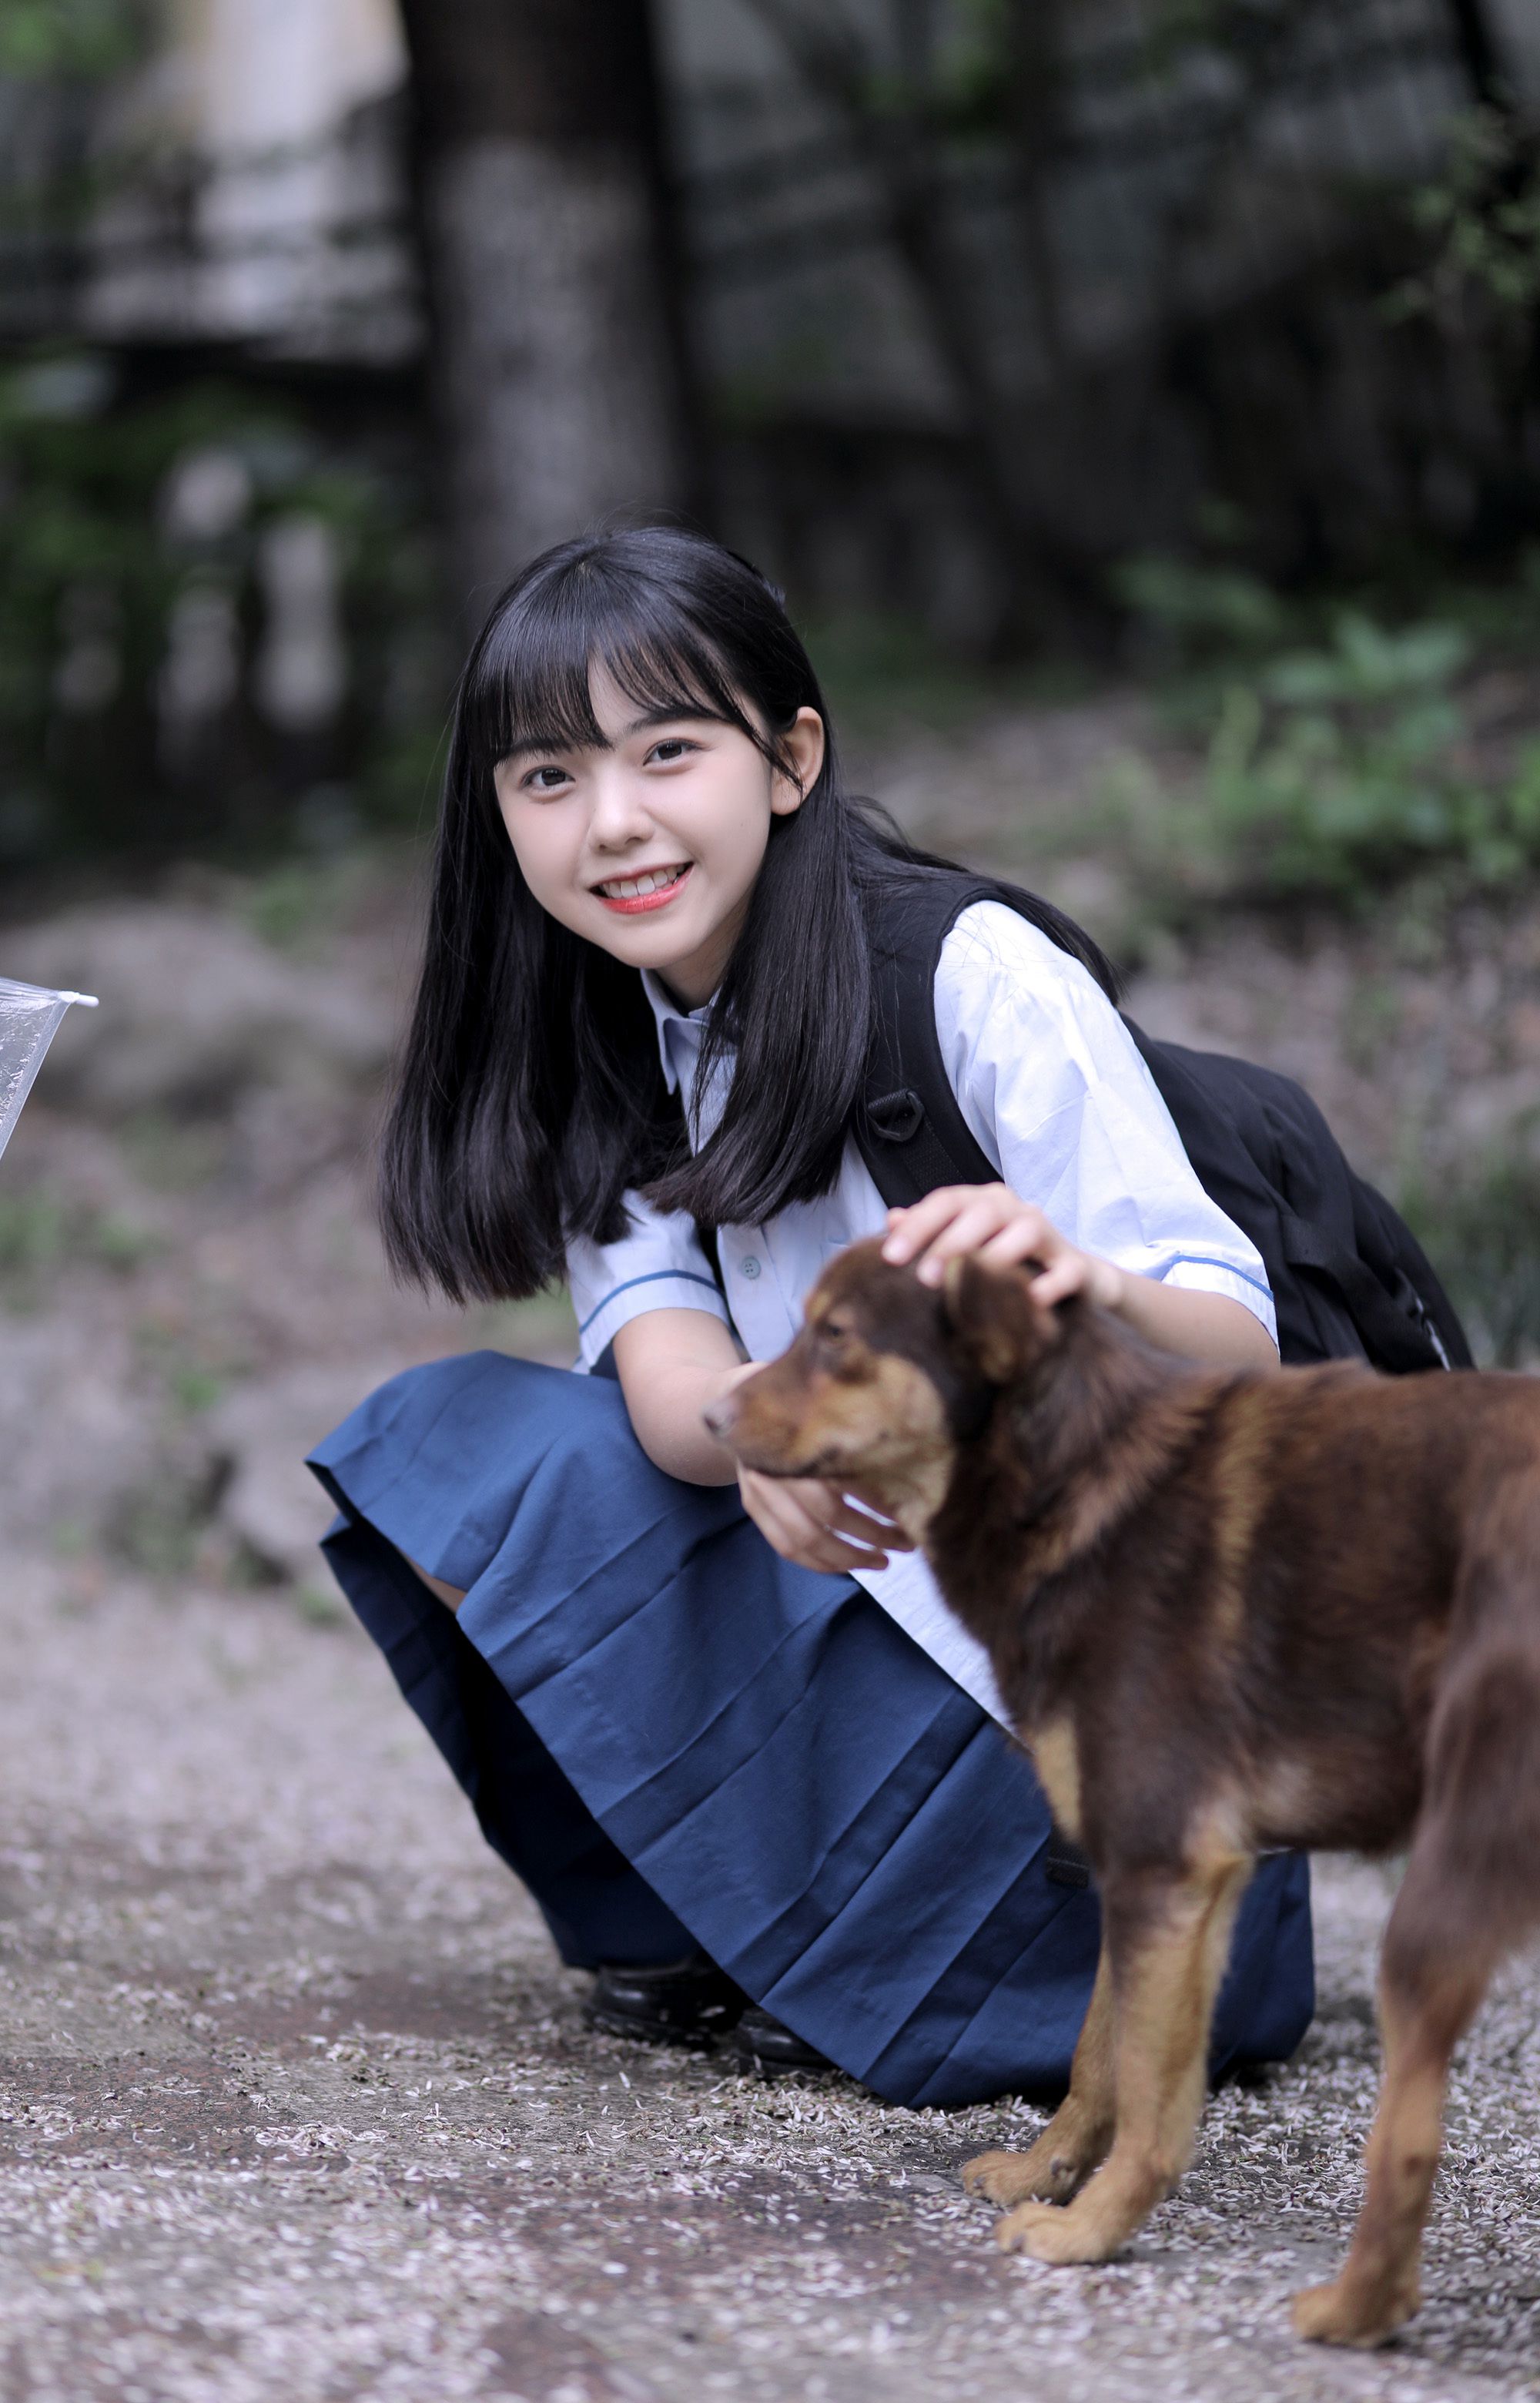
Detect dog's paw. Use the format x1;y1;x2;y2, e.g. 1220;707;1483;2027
962;2137;1093;2206
995;2200;1120;2264
962;2149;1043;2205
1291;2274;1418;2348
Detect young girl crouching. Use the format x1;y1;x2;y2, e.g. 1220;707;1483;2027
309;527;1311;2102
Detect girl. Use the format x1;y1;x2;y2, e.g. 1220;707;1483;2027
309;526;1311;2105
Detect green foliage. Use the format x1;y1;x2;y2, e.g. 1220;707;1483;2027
1390;108;1540;323
239;848;404;955
294;1583;347;1628
132;1316;243;1419
0;0;149;79
1109;558;1540;910
120;1112;226;1191
91;1208;160;1268
166;1362;223;1415
1202;618;1540;897
1112;553;1291;657
0;1185;160;1307
0;1188;68;1286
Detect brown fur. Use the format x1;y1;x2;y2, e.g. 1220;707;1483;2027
708;1238;1540;2348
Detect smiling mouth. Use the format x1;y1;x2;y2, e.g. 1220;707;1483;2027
594;863;693;913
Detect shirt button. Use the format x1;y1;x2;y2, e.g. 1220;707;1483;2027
739;1256;762;1280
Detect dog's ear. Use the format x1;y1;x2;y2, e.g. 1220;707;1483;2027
941;1255;1054;1385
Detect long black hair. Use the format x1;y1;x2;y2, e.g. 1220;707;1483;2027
380;525;1117;1302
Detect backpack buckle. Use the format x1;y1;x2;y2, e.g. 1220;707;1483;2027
868;1087;926;1143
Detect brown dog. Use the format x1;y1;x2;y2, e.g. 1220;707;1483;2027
705;1237;1540;2348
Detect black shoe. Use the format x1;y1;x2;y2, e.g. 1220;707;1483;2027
732;2005;835;2076
586;1952;747;2049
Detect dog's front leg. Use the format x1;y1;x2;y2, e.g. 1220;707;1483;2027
996;1849;1252;2264
963;1942;1116;2207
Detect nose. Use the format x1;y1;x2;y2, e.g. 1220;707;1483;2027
587;759;656;854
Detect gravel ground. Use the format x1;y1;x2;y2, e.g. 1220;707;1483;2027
0;1547;1538;2402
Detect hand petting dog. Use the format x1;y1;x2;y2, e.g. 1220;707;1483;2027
882;1183;1126;1303
882;1186;1278;1369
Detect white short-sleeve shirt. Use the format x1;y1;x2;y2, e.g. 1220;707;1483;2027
565;902;1276;1724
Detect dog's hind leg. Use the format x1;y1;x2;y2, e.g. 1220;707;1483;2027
963;1943;1116;2207
1292;1849;1496;2347
1293;1636;1540;2347
1291;1951;1485;2347
996;1841;1252;2264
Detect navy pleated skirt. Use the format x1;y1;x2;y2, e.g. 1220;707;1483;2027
308;1350;1313;2110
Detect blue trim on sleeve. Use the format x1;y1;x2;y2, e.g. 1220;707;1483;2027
1152;1253;1274;1302
577;1268;725;1337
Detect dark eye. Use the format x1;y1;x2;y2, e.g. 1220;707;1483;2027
822;1318;850;1343
521;762;569;793
647;737;696;765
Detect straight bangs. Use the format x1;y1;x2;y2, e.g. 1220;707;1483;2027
459;557;788;782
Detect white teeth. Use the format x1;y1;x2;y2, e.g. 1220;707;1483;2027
598;865;687;900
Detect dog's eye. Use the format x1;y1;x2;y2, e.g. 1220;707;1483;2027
822;1319;851;1344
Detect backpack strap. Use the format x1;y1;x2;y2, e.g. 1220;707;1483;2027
855;870;1026;1205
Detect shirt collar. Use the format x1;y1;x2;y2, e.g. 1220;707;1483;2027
641;968;711;1095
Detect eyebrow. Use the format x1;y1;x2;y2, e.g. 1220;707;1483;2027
497;705;728;763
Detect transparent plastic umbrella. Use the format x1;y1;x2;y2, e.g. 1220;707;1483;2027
0;977;99;1164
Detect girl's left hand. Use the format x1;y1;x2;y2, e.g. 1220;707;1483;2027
737;1466;912;1575
880;1182;1125;1311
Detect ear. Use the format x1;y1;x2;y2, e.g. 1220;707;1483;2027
769;707;825;816
942;1255;1053;1385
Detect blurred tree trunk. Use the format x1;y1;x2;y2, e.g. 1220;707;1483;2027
1445;0;1512;110
397;0;693;627
1004;0;1072;387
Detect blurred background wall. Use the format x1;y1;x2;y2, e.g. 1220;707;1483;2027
2;0;1538;861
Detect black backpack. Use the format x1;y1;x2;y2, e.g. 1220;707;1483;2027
853;869;1471;1376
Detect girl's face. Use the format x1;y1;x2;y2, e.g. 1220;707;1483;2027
494;666;825;1007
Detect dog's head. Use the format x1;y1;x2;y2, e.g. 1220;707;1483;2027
704;1237;1063;1525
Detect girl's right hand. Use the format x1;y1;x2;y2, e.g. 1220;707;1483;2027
737;1466;913;1576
